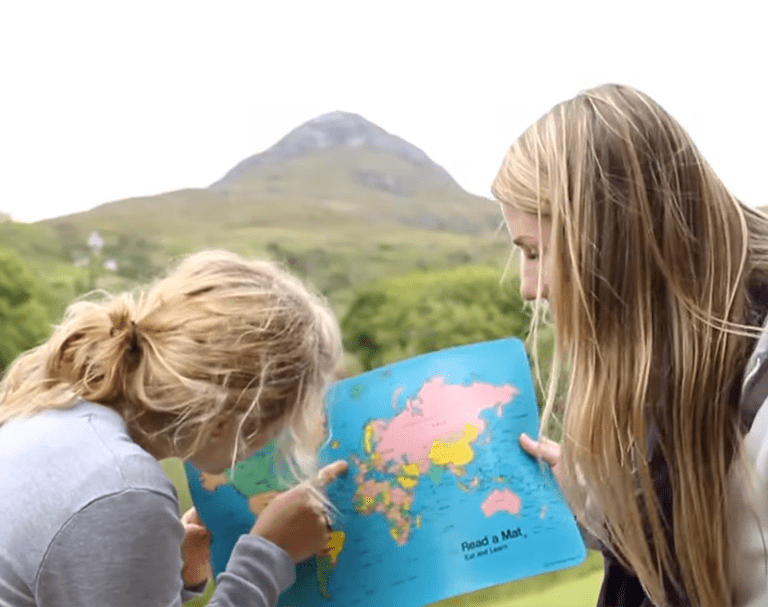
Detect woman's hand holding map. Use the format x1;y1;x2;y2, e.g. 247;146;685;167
519;433;563;492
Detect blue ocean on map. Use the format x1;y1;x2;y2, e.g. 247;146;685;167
186;338;586;607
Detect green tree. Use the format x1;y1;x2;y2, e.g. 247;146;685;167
0;249;56;373
104;232;164;281
342;265;529;370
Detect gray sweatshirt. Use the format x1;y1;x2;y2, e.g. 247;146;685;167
0;400;295;606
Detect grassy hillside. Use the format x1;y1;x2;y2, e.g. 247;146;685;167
31;162;510;319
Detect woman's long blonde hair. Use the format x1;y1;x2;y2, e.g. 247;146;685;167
0;250;341;481
493;84;768;607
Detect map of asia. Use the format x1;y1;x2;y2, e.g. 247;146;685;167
185;338;586;607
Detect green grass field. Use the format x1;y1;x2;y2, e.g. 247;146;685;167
503;571;603;607
161;459;604;607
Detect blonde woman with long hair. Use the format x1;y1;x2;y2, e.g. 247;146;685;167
493;84;768;607
0;250;347;607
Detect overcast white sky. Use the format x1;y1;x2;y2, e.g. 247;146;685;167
1;0;766;222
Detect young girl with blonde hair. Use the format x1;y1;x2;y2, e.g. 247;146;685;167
493;84;768;607
0;249;347;606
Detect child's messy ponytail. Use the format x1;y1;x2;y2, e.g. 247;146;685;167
0;250;342;483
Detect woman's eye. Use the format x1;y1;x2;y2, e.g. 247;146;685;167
520;247;539;261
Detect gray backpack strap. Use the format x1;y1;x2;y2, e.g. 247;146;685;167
740;316;768;430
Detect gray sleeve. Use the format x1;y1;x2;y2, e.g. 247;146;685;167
36;489;295;607
215;535;296;606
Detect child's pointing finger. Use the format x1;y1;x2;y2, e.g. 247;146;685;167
317;460;348;486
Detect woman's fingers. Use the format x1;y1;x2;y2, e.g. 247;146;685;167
519;433;560;466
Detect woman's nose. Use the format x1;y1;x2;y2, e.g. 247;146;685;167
519;259;547;301
520;260;537;301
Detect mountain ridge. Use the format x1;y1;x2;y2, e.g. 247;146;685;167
210;111;463;194
47;109;500;236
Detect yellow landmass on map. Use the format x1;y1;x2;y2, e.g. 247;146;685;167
390;525;404;542
324;531;346;566
428;424;480;467
402;463;419;475
363;423;374;454
397;463;421;488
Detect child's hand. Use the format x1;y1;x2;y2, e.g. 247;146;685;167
180;507;213;588
250;460;348;563
519;433;563;490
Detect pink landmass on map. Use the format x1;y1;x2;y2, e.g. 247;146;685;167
352;377;519;546
481;488;522;517
373;377;518;467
